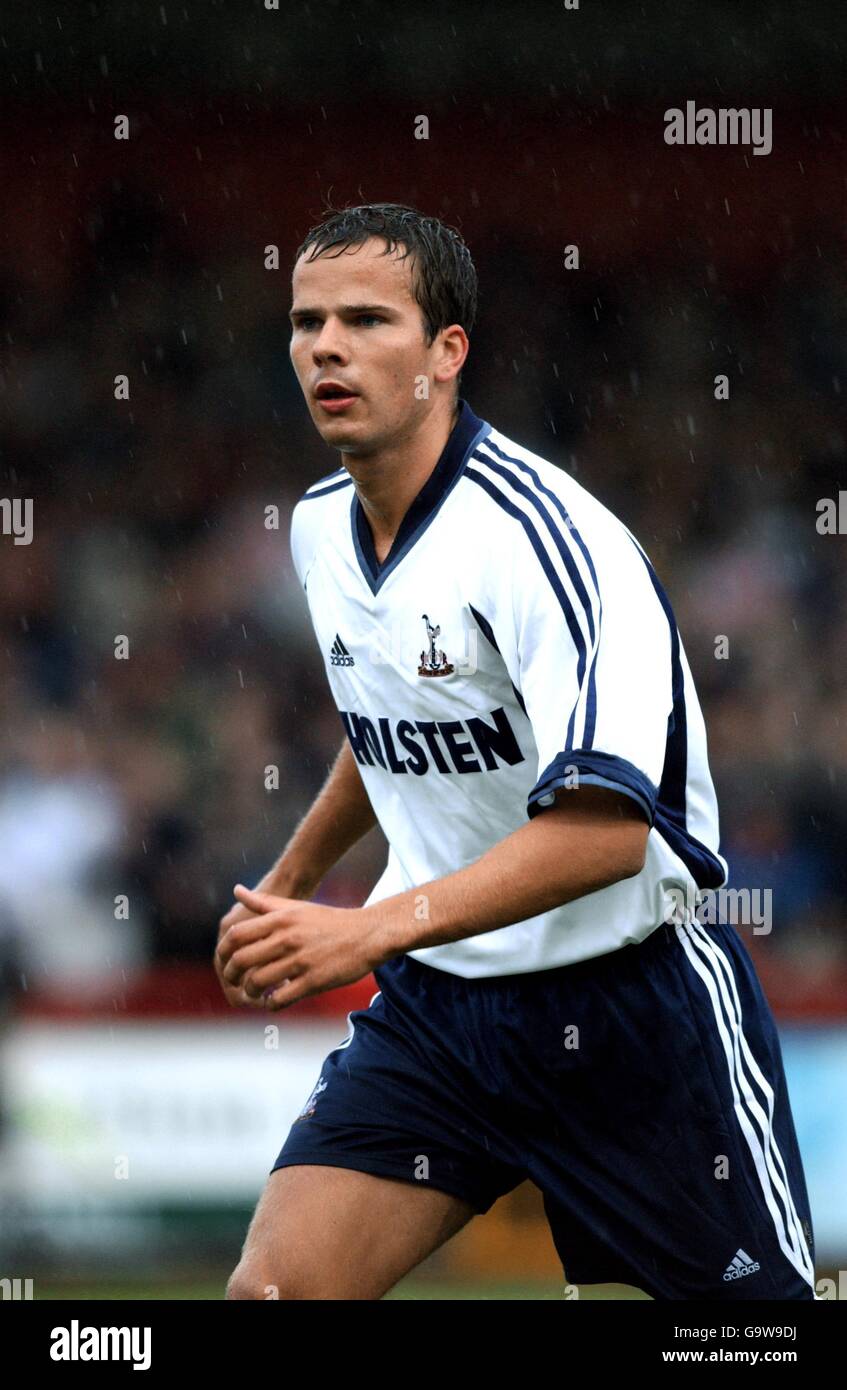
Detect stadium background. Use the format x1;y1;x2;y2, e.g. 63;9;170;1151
0;1;845;1298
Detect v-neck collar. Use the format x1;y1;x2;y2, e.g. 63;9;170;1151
351;398;490;595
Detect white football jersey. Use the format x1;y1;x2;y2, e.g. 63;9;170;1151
289;399;728;977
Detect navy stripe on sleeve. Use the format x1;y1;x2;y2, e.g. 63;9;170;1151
472;445;601;750
468;603;528;716
465;465;592;749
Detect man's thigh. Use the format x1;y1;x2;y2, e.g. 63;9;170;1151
226;1163;477;1300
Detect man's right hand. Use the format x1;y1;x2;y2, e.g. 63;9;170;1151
214;870;310;1008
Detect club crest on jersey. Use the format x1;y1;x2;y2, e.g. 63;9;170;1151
418;613;454;678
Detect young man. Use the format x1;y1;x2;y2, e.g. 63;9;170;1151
216;204;816;1301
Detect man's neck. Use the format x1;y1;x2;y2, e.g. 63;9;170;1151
345;401;460;564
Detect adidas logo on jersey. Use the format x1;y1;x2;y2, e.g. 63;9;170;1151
722;1249;760;1281
330;634;355;667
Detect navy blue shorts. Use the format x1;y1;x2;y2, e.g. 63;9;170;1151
271;919;817;1300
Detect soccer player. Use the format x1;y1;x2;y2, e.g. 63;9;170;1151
216;204;816;1300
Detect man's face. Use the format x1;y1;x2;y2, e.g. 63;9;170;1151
289;237;446;456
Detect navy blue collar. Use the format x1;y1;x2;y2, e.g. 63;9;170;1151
351;398;490;594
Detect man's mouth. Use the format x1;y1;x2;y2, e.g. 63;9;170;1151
315;382;360;413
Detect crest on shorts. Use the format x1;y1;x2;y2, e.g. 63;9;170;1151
418;612;454;677
297;1075;328;1120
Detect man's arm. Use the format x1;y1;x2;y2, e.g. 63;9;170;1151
363;784;648;959
218;785;649;1009
257;737;378;901
214;737;376;1005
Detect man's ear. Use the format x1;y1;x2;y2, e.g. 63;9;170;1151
432;323;469;387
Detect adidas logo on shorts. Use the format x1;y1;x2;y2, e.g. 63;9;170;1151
722;1248;761;1281
330;634;355;667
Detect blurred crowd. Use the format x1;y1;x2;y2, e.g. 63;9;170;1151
1;179;845;1007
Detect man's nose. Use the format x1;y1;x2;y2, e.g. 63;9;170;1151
312;318;348;364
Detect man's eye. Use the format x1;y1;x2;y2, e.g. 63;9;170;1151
356;314;383;326
296;317;320;331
